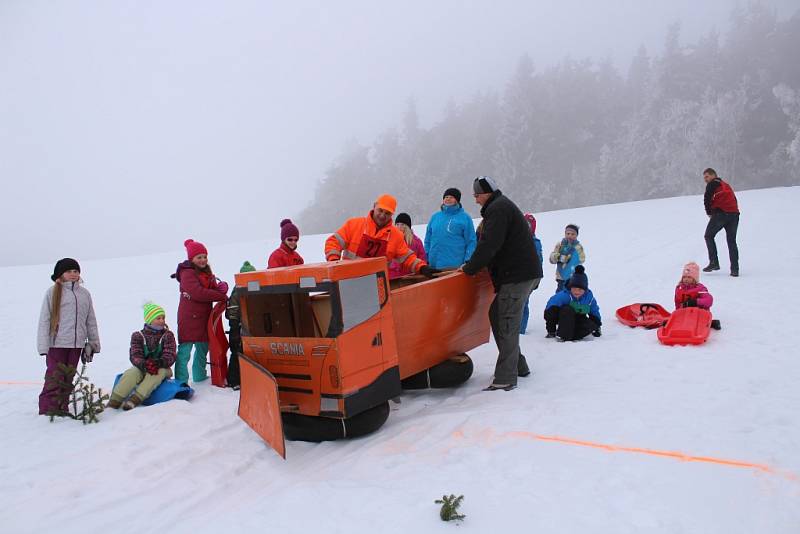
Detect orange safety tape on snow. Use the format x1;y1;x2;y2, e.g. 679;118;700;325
451;429;798;482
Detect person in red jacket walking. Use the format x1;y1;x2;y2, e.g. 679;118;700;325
702;168;740;276
268;219;304;268
171;239;228;383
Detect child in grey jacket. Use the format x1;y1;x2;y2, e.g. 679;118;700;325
36;258;101;416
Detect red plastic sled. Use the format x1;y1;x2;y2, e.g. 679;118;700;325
208;301;229;387
616;303;671;329
657;307;712;346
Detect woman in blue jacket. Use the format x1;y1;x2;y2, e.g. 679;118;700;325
424;188;477;269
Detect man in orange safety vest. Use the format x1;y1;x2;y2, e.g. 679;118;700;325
325;194;437;278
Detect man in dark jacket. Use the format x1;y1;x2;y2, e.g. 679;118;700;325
702;168;740;276
461;176;543;391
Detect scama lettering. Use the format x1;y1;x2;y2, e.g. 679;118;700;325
269;342;305;356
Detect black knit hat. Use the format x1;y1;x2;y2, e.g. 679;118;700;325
443;187;461;203
473;176;499;194
395;212;412;227
51;258;80;281
567;265;588;290
565;223;580;235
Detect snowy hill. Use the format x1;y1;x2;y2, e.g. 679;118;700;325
2;188;799;533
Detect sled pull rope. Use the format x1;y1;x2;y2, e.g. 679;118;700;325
341;418;347;439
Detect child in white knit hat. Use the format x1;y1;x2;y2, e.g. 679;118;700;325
107;303;177;411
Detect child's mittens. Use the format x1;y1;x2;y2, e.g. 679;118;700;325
682;297;698;308
145;359;159;375
559;254;571;264
217;281;229;294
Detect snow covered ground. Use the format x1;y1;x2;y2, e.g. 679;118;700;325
2;187;799;533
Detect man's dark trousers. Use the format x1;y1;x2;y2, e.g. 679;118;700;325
704;212;739;271
489;279;537;386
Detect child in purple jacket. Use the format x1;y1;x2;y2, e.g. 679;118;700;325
171;239;228;383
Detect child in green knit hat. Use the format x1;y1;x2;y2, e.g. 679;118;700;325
107;302;178;410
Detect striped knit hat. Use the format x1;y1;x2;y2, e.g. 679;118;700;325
143;302;166;324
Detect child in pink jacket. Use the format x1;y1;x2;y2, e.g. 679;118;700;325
674;262;713;310
388;213;426;279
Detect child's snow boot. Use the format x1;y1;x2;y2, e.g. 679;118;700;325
107;396;123;410
710;319;721;330
122;394;143;411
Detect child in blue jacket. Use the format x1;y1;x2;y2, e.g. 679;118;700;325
549;224;586;291
520;213;544;334
543;265;601;341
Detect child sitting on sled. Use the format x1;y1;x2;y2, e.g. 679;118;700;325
544;265;601;341
674;262;721;330
674;262;713;310
107;303;177;411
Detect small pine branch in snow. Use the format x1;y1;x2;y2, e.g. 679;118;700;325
46;363;109;424
435;494;465;522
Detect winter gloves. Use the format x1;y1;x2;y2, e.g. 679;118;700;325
682;297;698;308
217;281;229;294
145;359;160;375
590;315;602;337
419;265;440;279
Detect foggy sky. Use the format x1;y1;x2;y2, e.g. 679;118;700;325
1;0;796;266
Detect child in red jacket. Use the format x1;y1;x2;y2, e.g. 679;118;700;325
674;262;713;310
268;219;304;268
171;239;228;383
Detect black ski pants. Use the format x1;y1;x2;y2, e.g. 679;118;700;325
545;305;596;341
226;319;242;387
704;212;739;271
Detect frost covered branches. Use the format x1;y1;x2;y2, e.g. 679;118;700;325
301;4;800;232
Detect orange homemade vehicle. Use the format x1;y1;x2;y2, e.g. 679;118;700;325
235;257;493;456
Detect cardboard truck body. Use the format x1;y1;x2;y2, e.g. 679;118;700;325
235;258;492;457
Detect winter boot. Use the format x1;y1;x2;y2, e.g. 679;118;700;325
122;394;143;411
545;331;556;339
107;396;123;410
702;263;720;273
710;319;721;330
483;383;517;391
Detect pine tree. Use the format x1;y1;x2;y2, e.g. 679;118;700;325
434;494;465;521
45;363;109;424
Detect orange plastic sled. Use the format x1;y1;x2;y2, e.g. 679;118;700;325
616;303;671;329
657;307;712;345
208;301;229;387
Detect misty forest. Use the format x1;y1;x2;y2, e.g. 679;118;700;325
300;4;800;231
